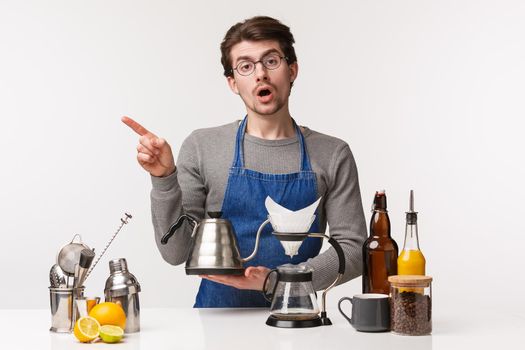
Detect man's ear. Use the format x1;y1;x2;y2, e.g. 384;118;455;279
227;76;239;94
289;62;298;83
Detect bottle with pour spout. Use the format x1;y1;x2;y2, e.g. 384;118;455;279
397;190;426;275
362;190;399;294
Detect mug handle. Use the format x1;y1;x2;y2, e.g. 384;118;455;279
338;297;353;324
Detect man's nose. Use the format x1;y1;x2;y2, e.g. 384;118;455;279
254;62;268;81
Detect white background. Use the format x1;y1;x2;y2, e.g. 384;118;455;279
1;0;524;310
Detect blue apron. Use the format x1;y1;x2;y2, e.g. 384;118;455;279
194;117;322;308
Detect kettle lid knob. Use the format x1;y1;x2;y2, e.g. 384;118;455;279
207;211;222;219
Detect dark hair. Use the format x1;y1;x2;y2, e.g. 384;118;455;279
220;16;297;78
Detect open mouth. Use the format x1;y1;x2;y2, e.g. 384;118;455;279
258;89;271;97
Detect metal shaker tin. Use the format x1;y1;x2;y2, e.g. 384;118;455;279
104;258;141;333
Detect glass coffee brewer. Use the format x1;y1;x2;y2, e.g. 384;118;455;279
161;197;346;328
263;265;319;326
259;222;346;328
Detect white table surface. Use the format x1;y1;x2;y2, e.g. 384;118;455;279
1;304;524;350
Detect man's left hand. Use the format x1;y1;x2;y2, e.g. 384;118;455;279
200;266;270;291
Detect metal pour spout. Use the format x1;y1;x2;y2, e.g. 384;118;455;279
242;218;270;262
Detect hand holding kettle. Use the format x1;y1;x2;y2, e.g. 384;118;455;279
201;266;270;291
122;116;176;177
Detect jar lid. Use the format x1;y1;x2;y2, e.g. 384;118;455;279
388;275;433;287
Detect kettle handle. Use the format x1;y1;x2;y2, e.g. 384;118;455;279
241;218;271;262
161;214;198;245
262;269;279;302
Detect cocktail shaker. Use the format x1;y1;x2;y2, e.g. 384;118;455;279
104;258;141;333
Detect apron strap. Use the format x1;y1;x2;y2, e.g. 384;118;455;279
293;119;312;172
232;116;313;172
231;117;247;168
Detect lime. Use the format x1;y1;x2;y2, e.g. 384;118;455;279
99;325;124;343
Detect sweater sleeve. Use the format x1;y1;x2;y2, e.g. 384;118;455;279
150;133;206;265
303;144;367;290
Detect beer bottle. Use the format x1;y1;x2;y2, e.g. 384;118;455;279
362;190;399;294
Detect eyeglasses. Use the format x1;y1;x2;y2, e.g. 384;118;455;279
232;53;288;76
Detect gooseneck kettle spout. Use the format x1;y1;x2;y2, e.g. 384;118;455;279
240;218;269;262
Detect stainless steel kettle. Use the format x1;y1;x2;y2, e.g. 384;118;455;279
161;212;269;275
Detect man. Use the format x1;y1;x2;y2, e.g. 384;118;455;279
123;16;367;307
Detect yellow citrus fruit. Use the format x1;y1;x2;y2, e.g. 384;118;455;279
88;302;126;330
73;316;100;343
99;325;124;343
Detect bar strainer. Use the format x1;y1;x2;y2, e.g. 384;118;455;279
56;234;91;276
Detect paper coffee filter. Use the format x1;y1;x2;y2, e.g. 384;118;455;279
269;214;316;233
265;196;293;214
265;196;322;233
280;241;303;257
265;197;321;217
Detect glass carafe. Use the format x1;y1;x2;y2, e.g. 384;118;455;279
264;265;319;321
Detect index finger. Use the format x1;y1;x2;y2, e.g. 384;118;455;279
121;116;153;136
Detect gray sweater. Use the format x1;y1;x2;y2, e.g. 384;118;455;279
150;120;367;291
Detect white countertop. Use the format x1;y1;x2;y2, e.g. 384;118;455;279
1;305;524;350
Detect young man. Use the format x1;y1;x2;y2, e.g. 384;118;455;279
123;16;367;307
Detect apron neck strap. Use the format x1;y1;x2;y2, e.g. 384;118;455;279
232;116;312;171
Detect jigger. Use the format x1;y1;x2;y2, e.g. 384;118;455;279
76;249;95;288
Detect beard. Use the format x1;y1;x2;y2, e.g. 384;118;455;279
252;99;285;116
240;89;290;116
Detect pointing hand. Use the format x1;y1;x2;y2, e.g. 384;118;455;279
122;116;176;177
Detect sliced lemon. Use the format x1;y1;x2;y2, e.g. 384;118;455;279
73;316;100;343
99;325;124;343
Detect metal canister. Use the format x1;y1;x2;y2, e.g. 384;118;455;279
104;258;141;333
49;286;84;332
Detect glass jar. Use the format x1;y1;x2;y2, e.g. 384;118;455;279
388;275;432;335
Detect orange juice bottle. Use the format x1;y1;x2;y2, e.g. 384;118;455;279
397;190;426;275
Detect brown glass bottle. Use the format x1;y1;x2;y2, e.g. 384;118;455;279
362;190;399;294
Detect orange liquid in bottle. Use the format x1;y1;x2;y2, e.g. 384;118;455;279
398;249;425;275
397;191;426;293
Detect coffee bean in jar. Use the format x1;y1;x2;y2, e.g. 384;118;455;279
388;275;432;335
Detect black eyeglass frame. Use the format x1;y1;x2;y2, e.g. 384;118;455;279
230;55;289;76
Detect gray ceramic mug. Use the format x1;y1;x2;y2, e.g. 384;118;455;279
338;293;390;332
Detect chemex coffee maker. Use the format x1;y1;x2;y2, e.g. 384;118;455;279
160;197;345;328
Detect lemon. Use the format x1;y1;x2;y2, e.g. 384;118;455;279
73;316;100;343
99;325;124;343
